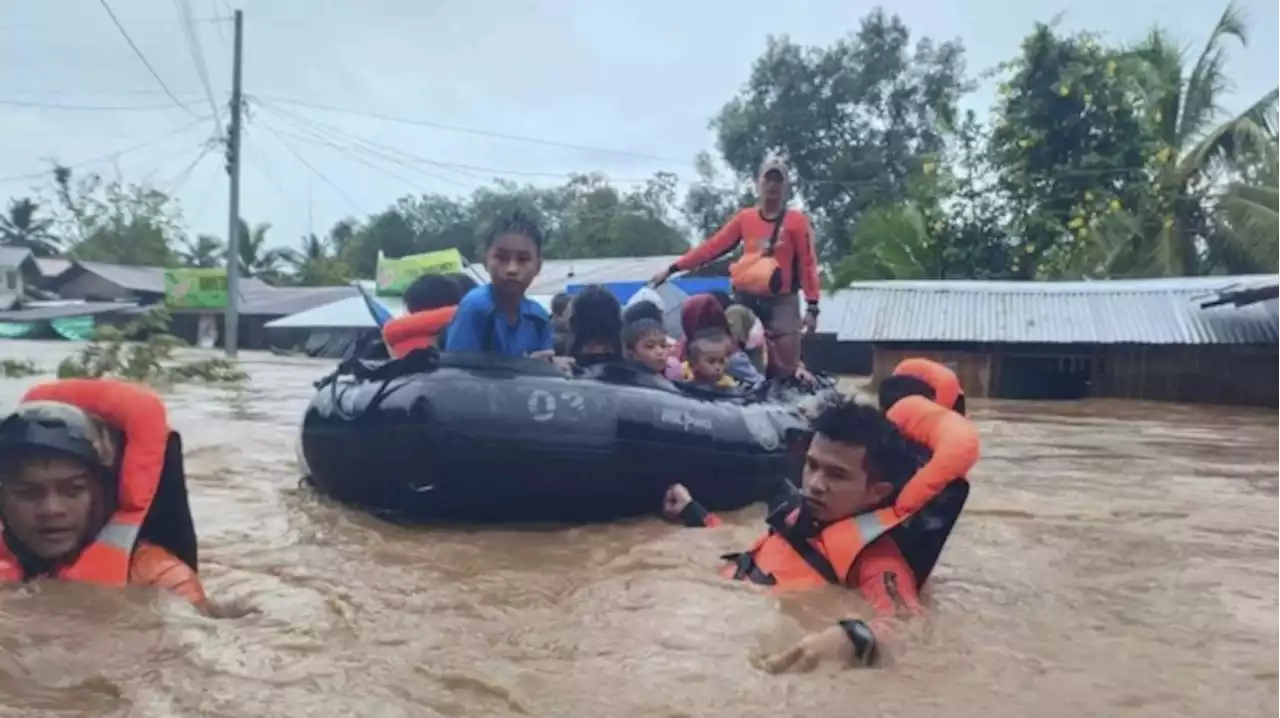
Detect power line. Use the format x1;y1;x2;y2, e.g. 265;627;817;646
258;100;660;187
0;116;211;183
0;98;193;112
258;95;694;165
174;0;223;127
96;0;201;119
251;123;366;214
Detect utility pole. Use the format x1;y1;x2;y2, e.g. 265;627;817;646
223;8;244;358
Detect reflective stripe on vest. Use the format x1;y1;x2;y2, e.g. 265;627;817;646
721;506;900;590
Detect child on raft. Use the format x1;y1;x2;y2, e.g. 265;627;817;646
677;295;765;387
444;211;555;359
621;298;681;377
566;284;624;368
683;327;738;388
381;273;469;358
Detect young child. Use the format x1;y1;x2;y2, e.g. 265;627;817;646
567;284;624;367
444;212;554;358
682;327;737;388
381;273;465;358
624;318;670;374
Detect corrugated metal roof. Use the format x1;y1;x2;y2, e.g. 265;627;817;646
0;301;136;322
0;247;34;268
831;275;1280;345
35;258;72;278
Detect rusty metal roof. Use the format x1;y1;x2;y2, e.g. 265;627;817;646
831;276;1280;345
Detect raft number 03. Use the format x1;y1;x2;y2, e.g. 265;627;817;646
527;389;586;422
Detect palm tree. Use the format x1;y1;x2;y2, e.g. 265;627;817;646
178;234;225;268
1123;2;1279;275
279;233;351;286
1210;139;1279;272
235;219;291;284
0;198;63;256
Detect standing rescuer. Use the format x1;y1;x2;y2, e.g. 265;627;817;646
0;379;210;613
651;154;821;377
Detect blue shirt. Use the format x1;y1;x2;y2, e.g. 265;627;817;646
444;285;553;357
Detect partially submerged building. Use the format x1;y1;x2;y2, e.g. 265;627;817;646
827;276;1279;407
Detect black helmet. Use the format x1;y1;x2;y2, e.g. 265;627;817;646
0;401;121;476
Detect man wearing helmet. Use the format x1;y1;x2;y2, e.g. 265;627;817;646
0;378;209;611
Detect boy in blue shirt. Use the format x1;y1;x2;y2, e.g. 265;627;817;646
445;212;554;357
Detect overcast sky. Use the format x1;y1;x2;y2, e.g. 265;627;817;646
2;0;1276;255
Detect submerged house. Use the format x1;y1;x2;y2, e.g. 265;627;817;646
0;259;356;350
826;275;1279;407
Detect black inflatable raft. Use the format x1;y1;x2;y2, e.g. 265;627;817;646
299;351;826;523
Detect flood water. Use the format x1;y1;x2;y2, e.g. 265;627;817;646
0;340;1276;717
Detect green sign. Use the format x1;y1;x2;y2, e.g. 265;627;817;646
375;248;465;297
165;268;228;309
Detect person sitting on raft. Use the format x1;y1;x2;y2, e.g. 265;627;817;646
624;317;671;375
724;304;768;386
444;211;555;359
381;273;466;358
677;295;764;387
0;379;213;614
682;328;738;388
549;291;572;356
662;397;978;672
566;284;624;368
623;299;682;379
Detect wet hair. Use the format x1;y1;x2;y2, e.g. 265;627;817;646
403;274;462;314
709;291;734;311
623;318;666;350
484;210;544;253
810;400;917;494
568;284;623;356
445;272;479;296
622;299;663;326
687;327;730;361
550;292;572;318
877;375;937;412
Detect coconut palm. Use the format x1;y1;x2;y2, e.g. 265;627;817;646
0;198;63;257
1124;2;1279;275
1209;139;1279;273
177;234;225;268
278;232;351;286
234;219;292;284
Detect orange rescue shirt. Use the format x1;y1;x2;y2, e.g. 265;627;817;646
129;541;207;606
674;208;821;303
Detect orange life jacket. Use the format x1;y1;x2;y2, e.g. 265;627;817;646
0;379;171;586
382;306;457;358
892;358;962;412
723;394;979;590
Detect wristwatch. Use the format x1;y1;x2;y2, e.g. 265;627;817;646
805;301;820;316
838;619;879;667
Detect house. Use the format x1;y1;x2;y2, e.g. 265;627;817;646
825;275;1279;406
0;247;41;310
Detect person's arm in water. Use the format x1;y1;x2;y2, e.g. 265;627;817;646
661;484;722;527
762;539;922;674
129;542;210;613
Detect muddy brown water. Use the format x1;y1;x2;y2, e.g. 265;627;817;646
0;340;1275;717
